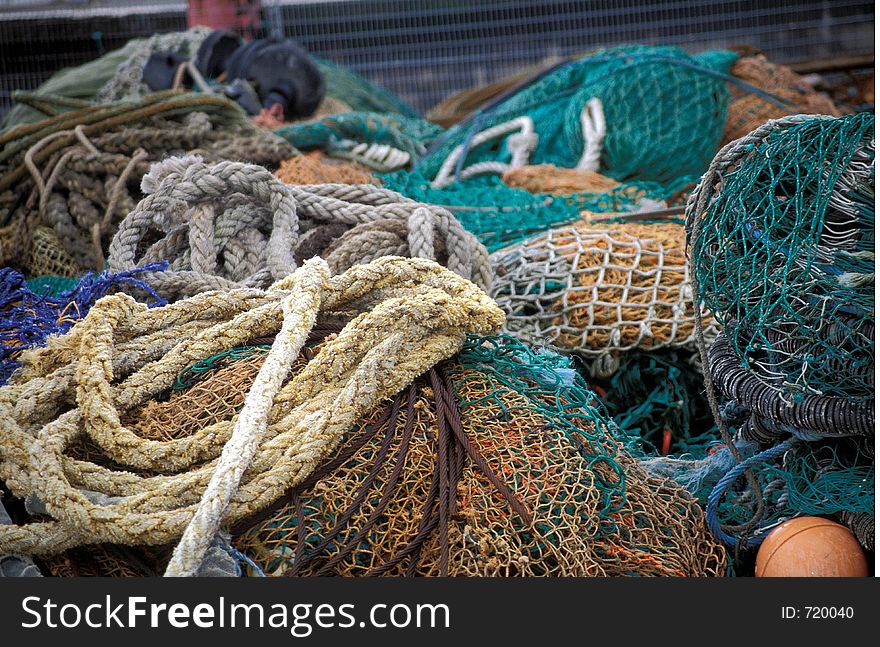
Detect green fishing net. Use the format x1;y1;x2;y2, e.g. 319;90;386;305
416;46;737;185
687;113;874;403
374;46;740;251
313;57;419;117
24;275;81;297
642;430;874;553
133;331;726;576
275;112;443;170
380;170;684;252
592;349;719;459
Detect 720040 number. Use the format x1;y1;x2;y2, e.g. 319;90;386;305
805;607;854;619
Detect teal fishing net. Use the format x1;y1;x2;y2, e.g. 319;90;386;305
374;46;741;251
275;112;443;170
592;349;719;459
687;113;875;403
380;170;684;252
216;333;726;576
416;46;737;185
642;431;874;552
313;57;419;117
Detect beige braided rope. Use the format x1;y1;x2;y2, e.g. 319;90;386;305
0;257;504;576
107;157;492;298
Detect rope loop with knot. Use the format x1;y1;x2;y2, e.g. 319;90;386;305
0;256;505;576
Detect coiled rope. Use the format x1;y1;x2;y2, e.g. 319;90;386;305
0;256;504;576
107;157;492;299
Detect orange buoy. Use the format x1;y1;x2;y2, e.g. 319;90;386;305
755;516;869;577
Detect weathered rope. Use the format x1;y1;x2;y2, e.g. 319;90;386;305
0;257;504;576
1;92;295;278
107;157;492;299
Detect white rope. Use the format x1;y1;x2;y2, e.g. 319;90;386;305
575;98;606;172
431;116;538;189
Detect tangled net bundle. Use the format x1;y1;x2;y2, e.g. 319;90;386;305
275;151;378;186
491;220;718;376
0;92;295;278
106;156;491;300
0;257;504;576
596;348;719;458
418;46;735;187
678;113;875;552
375;46;738;252
0;265;164;385
161;335;726;577
687;113;874;404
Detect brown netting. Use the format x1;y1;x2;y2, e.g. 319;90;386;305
490;220;719;376
23;226;81;279
275;151;378;186
121;333;727;577
723;54;843;144
129;350;270;442
39;545;162;577
502;164;622;195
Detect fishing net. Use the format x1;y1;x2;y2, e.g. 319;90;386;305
381;170;683;253
374;47;738;251
96;28;212;103
687;113;874;403
275;112;444;172
491;220;718;376
502;164;623;195
0;257;504;577
0;224;82;279
227;335;725;577
313;57;419;118
708;333;873;440
0;91;295;279
39;545;159;577
594;349;719;459
106;156;491;300
699;434;872;552
275;151;378;186
723;54;843;145
416;46;736;187
0;265;165;385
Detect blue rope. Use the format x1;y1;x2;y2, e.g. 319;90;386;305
226;547;266;577
706;438;796;547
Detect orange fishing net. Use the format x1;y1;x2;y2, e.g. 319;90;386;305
723;54;842;144
275;151;378;186
502;164;621;195
491;220;718;375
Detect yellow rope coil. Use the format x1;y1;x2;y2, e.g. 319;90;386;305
0;256;504;576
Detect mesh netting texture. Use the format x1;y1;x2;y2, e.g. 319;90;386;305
677;113;874;553
0;257;504;576
687;113;874;406
228;336;727;577
491;220;718;376
0;265;164;385
723;54;844;145
376;46;741;252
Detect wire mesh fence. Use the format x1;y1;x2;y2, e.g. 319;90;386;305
0;0;874;117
